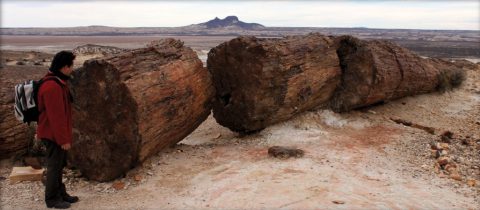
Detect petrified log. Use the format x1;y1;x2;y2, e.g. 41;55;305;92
69;39;214;181
0;107;36;159
1;65;45;160
330;35;463;112
207;34;341;133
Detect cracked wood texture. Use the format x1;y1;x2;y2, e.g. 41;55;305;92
69;39;214;181
207;34;341;133
330;35;451;111
1;65;43;159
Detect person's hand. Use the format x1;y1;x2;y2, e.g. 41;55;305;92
61;143;71;150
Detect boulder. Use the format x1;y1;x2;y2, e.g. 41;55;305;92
207;34;341;133
69;39;214;181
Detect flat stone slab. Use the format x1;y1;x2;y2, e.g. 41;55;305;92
9;166;44;184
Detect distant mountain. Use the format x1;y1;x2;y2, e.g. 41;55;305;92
190;16;265;30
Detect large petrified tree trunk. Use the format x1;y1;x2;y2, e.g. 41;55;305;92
207;34;341;133
1;66;45;159
0;106;36;159
330;35;463;112
69;39;214;181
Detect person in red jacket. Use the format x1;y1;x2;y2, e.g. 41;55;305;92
37;51;78;209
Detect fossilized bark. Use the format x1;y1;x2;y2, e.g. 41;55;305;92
207;34;341;133
1;65;44;159
330;35;460;111
69;39;214;181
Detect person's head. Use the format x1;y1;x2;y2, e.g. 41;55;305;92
50;51;76;77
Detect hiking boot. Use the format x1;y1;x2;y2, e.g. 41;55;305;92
63;195;79;203
47;201;71;209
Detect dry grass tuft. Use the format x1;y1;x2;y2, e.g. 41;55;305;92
437;68;466;93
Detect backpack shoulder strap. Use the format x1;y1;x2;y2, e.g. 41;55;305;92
40;76;64;87
37;76;72;102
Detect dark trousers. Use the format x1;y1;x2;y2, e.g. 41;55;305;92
42;139;68;206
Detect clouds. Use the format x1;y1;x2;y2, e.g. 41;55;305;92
1;1;479;30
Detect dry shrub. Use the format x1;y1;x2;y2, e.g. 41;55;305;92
437;68;466;92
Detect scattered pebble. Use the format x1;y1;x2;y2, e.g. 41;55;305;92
112;181;125;190
134;175;143;182
437;157;450;166
467;179;477;187
450;173;463;181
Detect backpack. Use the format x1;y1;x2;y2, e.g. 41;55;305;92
14;77;62;124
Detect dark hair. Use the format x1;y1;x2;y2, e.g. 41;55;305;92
49;51;76;73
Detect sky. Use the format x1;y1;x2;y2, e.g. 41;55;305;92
1;0;479;30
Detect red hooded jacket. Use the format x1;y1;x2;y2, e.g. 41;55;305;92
36;73;73;146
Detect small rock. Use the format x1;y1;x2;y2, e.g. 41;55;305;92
213;133;222;139
433;149;448;158
434;163;441;174
460;138;472;146
147;172;154;176
437;156;449;166
444;163;457;173
439;143;449;150
467;179;477;187
431;150;439;158
134;175;143;182
430;142;441;150
268;146;304;159
112;181;125;190
16;61;26;65
440;131;453;143
332;200;345;204
450;173;463;181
